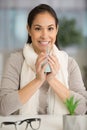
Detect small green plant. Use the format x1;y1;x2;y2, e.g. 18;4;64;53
65;96;80;115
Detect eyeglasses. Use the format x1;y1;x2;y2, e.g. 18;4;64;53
0;118;41;130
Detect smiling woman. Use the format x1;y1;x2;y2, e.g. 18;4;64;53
0;4;87;116
27;12;58;54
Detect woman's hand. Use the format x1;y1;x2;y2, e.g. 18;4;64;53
35;52;47;82
46;54;60;82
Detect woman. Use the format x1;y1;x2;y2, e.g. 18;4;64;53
0;4;87;116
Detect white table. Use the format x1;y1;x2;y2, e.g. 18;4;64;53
0;115;63;130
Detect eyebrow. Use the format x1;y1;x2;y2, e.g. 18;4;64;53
33;24;55;27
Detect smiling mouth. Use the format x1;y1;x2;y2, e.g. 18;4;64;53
39;41;49;45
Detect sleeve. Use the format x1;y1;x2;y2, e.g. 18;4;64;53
0;51;23;116
68;57;87;114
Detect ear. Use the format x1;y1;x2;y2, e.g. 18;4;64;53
26;25;31;36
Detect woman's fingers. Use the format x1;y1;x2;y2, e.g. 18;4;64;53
46;54;60;81
35;52;47;81
35;52;60;82
48;54;60;73
35;53;46;71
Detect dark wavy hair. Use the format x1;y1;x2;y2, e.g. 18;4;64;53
27;4;59;49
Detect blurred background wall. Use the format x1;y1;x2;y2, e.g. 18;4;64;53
0;0;87;88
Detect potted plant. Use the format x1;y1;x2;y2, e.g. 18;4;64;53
63;96;87;130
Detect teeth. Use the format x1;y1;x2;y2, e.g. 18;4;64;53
40;42;49;45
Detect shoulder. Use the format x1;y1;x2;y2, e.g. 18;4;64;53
4;49;24;74
10;49;24;60
68;56;79;72
68;56;82;81
8;49;24;64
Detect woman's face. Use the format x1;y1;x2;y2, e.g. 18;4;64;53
27;12;58;54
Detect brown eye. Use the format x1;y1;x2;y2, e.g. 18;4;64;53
48;27;54;31
35;27;41;31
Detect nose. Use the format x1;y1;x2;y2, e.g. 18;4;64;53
40;29;48;39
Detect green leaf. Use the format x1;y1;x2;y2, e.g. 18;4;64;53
65;96;80;115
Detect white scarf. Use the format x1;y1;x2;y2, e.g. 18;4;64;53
19;43;69;115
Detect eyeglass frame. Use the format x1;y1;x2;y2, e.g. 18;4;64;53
0;118;41;130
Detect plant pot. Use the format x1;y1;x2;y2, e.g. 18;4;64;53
63;115;87;130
